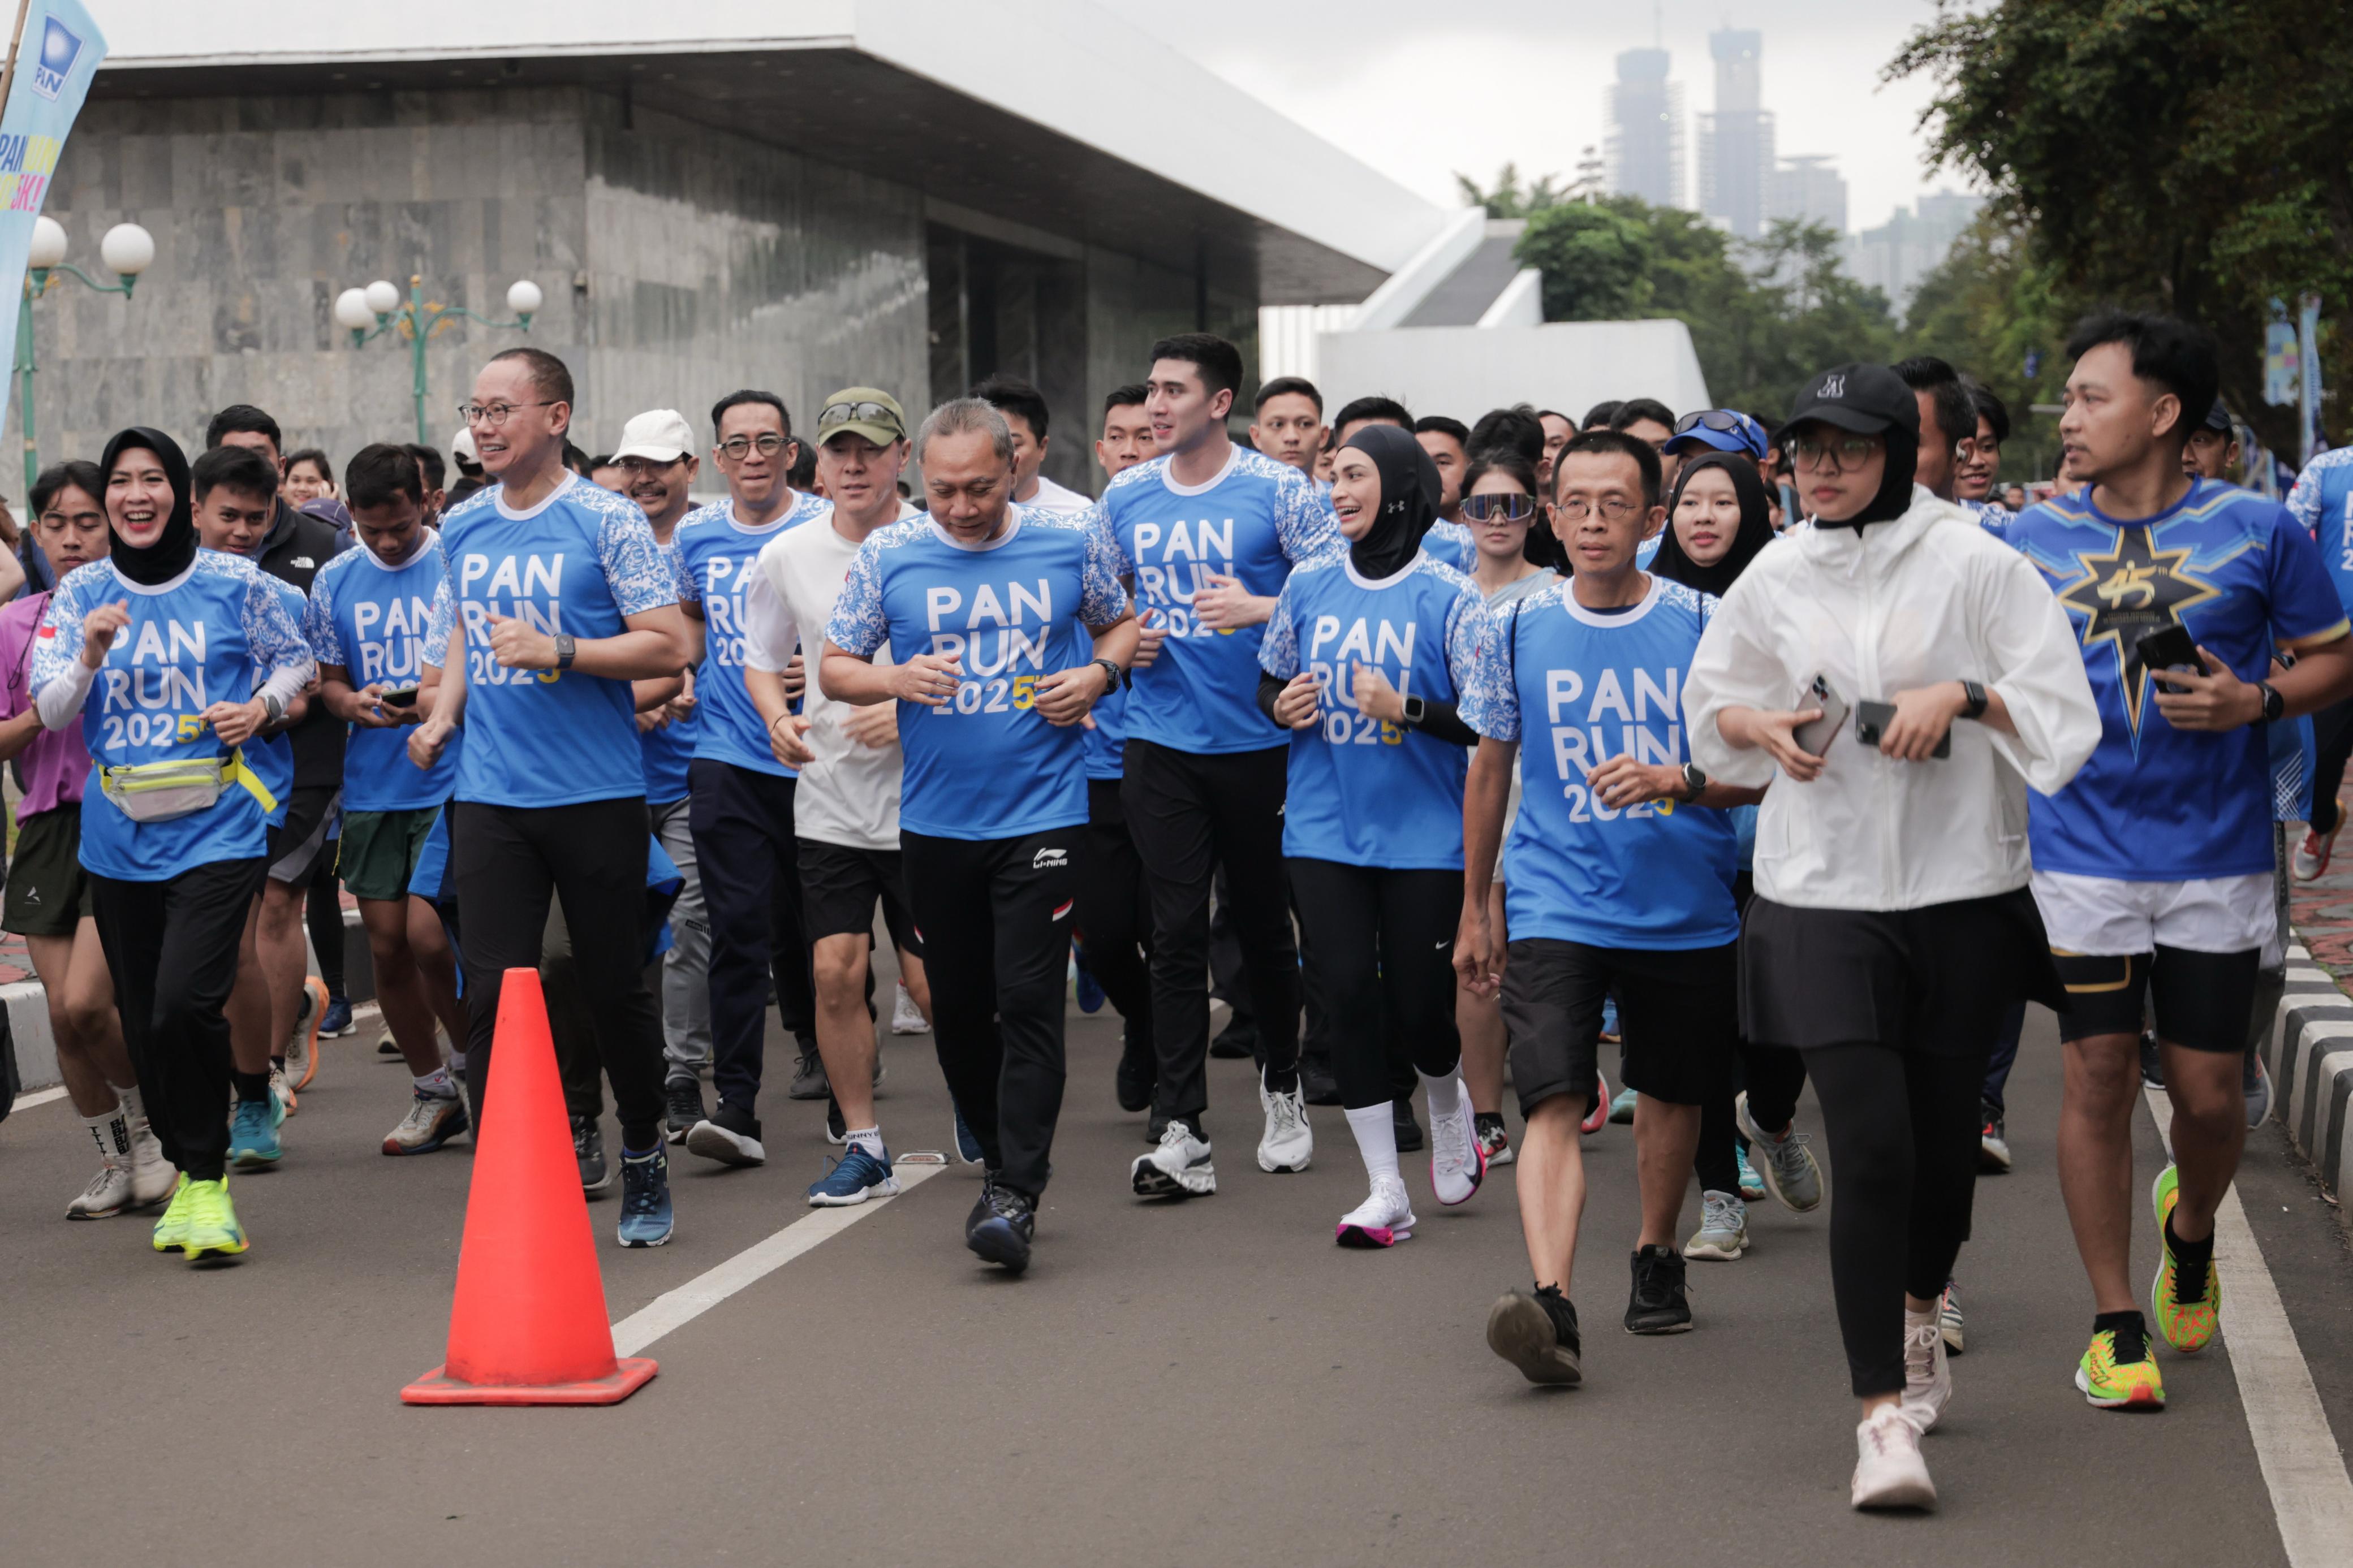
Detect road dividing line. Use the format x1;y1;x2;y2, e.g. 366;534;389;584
2144;1090;2353;1566
610;1161;949;1358
8;1085;67;1113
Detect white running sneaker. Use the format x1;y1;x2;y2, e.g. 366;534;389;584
1131;1119;1216;1198
890;982;929;1035
1257;1074;1313;1173
1850;1403;1937;1511
1735;1091;1824;1212
123;1104;178;1210
285;975;326;1092
269;1063;297;1117
1903;1307;1952;1432
1682;1189;1749;1260
1428;1088;1485;1206
1938;1280;1966;1354
66;1116;137;1220
1335;1174;1416;1247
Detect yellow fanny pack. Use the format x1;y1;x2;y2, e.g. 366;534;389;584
96;751;278;824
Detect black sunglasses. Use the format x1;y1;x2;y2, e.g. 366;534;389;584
1460;494;1537;522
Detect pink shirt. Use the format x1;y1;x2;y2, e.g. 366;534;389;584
0;589;88;819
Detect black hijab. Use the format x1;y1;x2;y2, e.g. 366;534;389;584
98;426;196;586
1339;423;1441;580
1653;452;1775;596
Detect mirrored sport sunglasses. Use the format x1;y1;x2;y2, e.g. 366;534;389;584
1675;408;1765;450
818;400;905;435
1460;493;1538;522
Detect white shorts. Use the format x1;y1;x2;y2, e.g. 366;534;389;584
2029;869;2276;960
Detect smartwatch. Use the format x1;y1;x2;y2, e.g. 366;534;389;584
554;633;577;672
1960;680;1988;720
1680;761;1708;801
2258;680;2285;723
1400;693;1427;726
1093;657;1124;694
259;691;287;727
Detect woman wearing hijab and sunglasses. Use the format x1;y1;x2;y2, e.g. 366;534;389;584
1257;424;1491;1245
1650;453;1826;1263
31;428;315;1263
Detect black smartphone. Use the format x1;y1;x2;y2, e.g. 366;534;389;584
1855;699;1951;758
379;686;420;709
2135;624;2200;675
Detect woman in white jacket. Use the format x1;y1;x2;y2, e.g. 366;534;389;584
1683;363;2099;1511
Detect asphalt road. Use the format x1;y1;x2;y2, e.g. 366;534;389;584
5;991;2348;1567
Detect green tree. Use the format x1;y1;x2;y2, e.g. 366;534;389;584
1890;0;2353;450
1514;200;1654;321
1454;163;1565;221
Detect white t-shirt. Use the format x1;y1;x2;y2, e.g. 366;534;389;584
1022;473;1093;512
742;500;920;850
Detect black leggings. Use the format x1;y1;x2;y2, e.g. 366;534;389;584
1076;778;1153;1057
1805;1042;1989;1397
1286;859;1462;1111
307;873;346;996
2309;696;2353;837
1694;1042;1808;1193
90;858;266;1182
451;798;666;1151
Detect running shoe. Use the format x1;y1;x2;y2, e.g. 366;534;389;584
1300;1052;1342;1107
320;994;356;1037
786;1042;830;1101
1735;1091;1824;1211
1429;1090;1485;1206
287;974;328;1092
1580;1065;1610;1135
1335;1174;1416;1247
1074;945;1105;1014
1393;1099;1424;1154
2246;1048;2273;1129
1132;1118;1216;1198
1116;1035;1154;1114
617;1147;674;1247
66;1125;137;1220
2293;807;2344;881
126;1112;175;1209
890;983;928;1035
953;1102;984;1164
966;1176;1035;1272
1257;1073;1313;1174
1486;1285;1582;1385
227;1095;283;1169
1734;1142;1766;1202
150;1173;193;1253
376;1028;401;1058
572;1113;611;1193
1850;1405;1936;1511
1625;1244;1692;1334
1903;1307;1952;1431
1607;1085;1638;1125
663;1077;707;1144
382;1089;468;1155
808;1144;900;1207
2150;1164;2220;1353
2076;1325;2165;1409
268;1063;296;1117
1979;1101;2012;1172
1475;1111;1515;1167
1682;1190;1748;1260
686;1101;767;1167
1939;1280;1966;1355
179;1177;248;1262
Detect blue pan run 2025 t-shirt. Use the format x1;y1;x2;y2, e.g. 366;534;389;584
1258;551;1487;870
2006;477;2348;880
1088;446;1335;756
826;506;1130;842
425;472;678;809
306;535;462;811
1459;574;1739;951
635;535;697;806
675;491;828;777
32;551;314;880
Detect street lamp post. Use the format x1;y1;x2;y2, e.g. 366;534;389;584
335;274;544;446
17;215;154;496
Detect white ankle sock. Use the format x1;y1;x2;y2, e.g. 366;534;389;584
1420;1070;1464;1124
447;1049;468;1075
415;1066;456;1098
1344;1103;1401;1182
846;1125;885;1158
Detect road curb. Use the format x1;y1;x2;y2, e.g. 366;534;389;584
2269;943;2353;1212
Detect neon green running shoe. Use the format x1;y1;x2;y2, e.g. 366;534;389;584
2075;1329;2165;1409
150;1173;193;1253
2150;1164;2220;1353
179;1177;248;1263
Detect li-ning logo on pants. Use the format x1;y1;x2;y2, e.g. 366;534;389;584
1032;845;1068;871
1817;373;1846;400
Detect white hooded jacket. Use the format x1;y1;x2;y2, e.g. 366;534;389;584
1683;489;2100;912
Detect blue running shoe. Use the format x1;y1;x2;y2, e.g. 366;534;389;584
966;1176;1035;1272
1608;1085;1639;1125
808;1144;902;1207
617;1147;674;1247
1735;1142;1766;1202
319;995;356;1037
953;1103;984;1165
1074;944;1106;1015
227;1095;283;1169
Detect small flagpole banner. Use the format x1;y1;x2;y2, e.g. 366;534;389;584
0;0;106;441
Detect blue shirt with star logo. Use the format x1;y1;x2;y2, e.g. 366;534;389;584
2007;478;2348;880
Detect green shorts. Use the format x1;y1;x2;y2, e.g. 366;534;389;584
5;804;94;938
338;805;443;902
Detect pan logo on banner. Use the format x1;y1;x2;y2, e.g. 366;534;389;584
31;16;80;99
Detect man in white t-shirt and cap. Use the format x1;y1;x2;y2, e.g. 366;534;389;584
743;387;939;1203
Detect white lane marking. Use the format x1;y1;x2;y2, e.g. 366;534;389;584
8;1085;67;1113
2144;1089;2353;1566
610;1163;947;1357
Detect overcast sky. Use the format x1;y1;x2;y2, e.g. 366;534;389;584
1100;0;1962;232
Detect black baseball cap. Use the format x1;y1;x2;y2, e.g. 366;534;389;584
1786;363;1920;438
2201;398;2233;434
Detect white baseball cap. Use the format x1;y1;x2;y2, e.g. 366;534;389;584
612;408;696;464
450;427;479;464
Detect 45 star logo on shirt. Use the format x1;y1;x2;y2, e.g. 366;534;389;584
2053;525;2225;741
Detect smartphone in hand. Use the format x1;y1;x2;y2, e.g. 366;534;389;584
1791;673;1849;756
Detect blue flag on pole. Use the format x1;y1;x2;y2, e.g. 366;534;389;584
0;0;107;442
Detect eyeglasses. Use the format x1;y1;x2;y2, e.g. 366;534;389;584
456;400;558;427
1460;494;1537;522
817;401;903;435
615;453;686;474
1551;496;1643;522
1791;434;1882;471
717;434;790;461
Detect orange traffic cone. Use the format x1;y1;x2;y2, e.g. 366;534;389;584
402;970;657;1406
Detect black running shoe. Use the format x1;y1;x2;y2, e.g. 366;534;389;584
826;1094;847;1146
663;1078;707;1145
1299;1053;1342;1107
1209;1019;1257;1060
1486;1284;1583;1385
1116;1035;1154;1114
685;1100;767;1167
1625;1244;1692;1334
966;1175;1036;1273
1393;1099;1424;1154
2138;1027;2164;1088
787;1040;830;1101
572;1113;611;1193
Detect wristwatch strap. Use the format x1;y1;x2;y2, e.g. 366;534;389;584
1094;657;1124;693
2259;680;2285;723
1400;693;1427;726
555;633;577;671
1960;680;1988;720
1681;761;1708;801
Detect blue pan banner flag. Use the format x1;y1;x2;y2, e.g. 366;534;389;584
0;0;107;440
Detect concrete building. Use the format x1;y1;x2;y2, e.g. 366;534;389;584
1605;48;1685;212
1845;188;1985;314
1695;28;1772;240
9;1;1446;504
1769;155;1848;237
